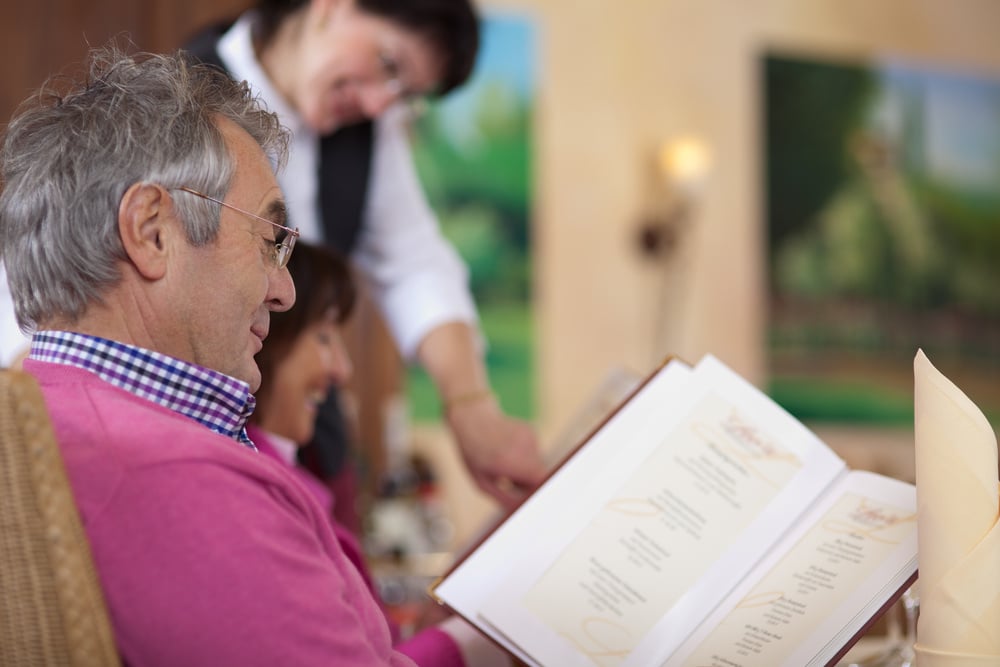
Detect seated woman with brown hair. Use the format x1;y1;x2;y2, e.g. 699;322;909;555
250;241;508;667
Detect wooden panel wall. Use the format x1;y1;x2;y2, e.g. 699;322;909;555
0;0;252;125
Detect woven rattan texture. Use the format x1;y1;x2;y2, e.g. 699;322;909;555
0;370;120;667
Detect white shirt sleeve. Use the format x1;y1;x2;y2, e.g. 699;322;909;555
353;107;480;361
0;263;31;367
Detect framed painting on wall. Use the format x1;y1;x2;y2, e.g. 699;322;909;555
406;10;537;421
763;51;1000;427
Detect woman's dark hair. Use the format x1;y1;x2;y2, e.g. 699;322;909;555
253;241;357;413
256;0;480;96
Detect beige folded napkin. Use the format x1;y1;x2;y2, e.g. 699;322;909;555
913;349;1000;666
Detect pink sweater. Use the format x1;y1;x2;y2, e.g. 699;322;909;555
248;426;463;666
26;360;456;667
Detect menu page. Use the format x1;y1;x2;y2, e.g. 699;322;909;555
478;356;846;667
433;359;697;666
433;355;847;667
667;472;917;667
514;395;802;664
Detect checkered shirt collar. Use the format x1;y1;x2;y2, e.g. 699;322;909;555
30;330;257;449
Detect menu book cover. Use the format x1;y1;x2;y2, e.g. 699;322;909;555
431;355;917;667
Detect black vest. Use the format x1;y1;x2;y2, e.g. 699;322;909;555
184;25;373;255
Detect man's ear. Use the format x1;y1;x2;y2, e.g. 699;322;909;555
118;182;176;281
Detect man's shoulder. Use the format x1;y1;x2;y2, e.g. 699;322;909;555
25;360;244;466
24;360;306;519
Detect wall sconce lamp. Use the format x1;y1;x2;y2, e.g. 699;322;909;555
636;135;711;257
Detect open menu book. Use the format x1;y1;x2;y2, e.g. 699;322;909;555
432;355;918;667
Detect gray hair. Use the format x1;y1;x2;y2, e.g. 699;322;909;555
0;46;289;332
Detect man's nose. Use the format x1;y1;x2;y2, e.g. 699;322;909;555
266;265;296;313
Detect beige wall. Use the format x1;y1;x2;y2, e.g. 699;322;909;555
483;0;1000;439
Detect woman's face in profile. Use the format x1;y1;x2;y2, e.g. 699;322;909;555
290;2;443;133
257;312;352;444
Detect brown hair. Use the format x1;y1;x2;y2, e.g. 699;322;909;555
255;0;479;96
253;241;356;417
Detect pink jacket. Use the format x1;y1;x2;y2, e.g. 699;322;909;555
248;426;463;666
27;359;438;667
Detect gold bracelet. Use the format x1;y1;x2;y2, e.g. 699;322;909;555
443;388;495;415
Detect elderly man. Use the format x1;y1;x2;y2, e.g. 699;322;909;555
0;48;504;667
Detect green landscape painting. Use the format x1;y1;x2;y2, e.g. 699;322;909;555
408;12;536;420
764;52;1000;426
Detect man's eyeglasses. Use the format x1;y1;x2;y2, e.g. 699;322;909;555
174;186;299;269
